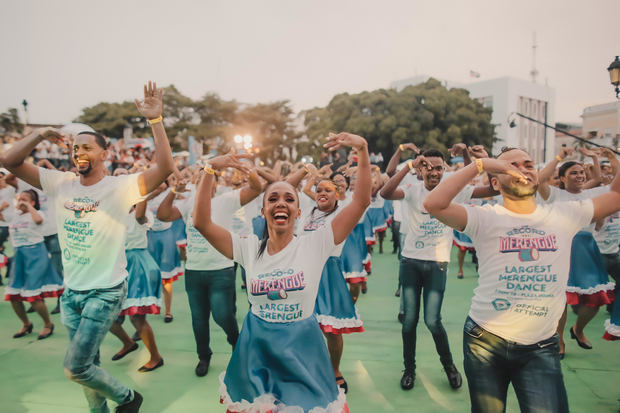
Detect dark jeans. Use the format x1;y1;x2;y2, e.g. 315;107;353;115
44;234;64;279
185;267;239;361
400;256;453;370
391;220;401;254
61;281;131;412
463;317;568;413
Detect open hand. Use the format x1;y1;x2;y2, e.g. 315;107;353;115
324;132;367;152
578;147;598;158
208;152;252;174
37;127;67;149
400;143;420;154
135;81;163;120
481;159;528;184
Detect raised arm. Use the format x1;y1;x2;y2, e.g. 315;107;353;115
424;159;528;231
156;185;183;222
0;128;66;189
135;200;148;225
386;143;419;177
380;162;411;200
580;147;602;189
327;133;371;245
591;161;620;222
538;147;573;200
135;82;175;196
240;167;263;206
193;154;251;259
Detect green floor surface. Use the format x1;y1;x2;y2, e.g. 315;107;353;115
1;246;618;412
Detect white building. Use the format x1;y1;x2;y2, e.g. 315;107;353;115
581;101;620;150
391;76;555;163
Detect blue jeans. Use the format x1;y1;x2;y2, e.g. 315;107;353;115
400;256;453;370
185;268;239;361
61;281;132;413
463;317;569;413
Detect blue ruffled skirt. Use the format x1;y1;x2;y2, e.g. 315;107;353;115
4;242;64;302
147;228;183;281
315;257;363;334
220;313;346;413
566;231;614;307
341;223;368;283
121;249;162;315
171;218;187;247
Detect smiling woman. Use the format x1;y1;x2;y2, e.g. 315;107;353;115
192;132;371;412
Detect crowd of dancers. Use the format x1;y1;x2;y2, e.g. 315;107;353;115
0;81;618;413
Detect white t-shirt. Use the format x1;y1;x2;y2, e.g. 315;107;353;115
299;206;345;256
148;189;173;231
233;225;337;323
178;190;241;271
18;179;58;236
9;210;45;247
594;211;620;255
544;185;608;233
0;186;16;228
125;210;153;250
39;168;144;290
401;182;474;262
464;200;594;344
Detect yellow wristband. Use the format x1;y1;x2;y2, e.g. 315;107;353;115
475;158;484;176
399;144;404;151
148;116;163;125
407;160;414;171
203;163;216;175
171;188;176;194
556;155;563;162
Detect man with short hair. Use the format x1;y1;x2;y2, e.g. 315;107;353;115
0;81;174;413
423;148;620;412
381;147;495;391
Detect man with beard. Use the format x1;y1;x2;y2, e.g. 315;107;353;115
381;148;496;391
0;82;174;413
423;147;620;412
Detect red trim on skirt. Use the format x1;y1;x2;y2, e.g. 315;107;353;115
320;324;365;335
4;289;64;302
345;276;367;284
452;240;475;252
162;272;184;285
566;290;615;307
120;304;161;316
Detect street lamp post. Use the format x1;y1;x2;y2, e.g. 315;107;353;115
608;56;620;99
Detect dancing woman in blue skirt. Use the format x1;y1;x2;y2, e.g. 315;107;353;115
193;132;371;413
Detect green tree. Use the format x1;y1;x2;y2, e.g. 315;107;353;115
235;100;300;164
302;78;495;161
0;108;24;134
74;101;146;139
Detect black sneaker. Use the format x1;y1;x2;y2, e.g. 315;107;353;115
195;359;210;377
115;390;143;413
400;369;415;390
444;364;462;389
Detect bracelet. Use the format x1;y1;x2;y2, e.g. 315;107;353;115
556;155;563;162
475;158;484;176
407;160;414;171
203;163;216;175
148;116;163;125
171;188;177;194
399;144;404;151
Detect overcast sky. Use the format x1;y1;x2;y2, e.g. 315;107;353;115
1;0;618;126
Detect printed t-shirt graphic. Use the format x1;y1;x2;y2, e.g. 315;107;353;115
233;225;336;323
401;181;474;262
463;200;593;344
39;168;144;290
